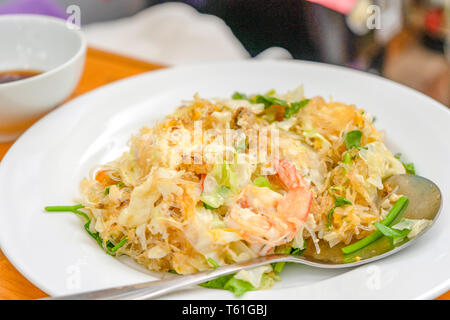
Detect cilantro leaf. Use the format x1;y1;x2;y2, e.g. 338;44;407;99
284;99;310;118
393;153;416;174
344;130;362;150
290;247;306;255
254;95;288;108
402;162;416;175
327;197;352;228
334;196;352;207
232;92;248;100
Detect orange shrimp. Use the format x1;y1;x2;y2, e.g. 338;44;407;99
225;158;312;249
271;158;308;190
95;170;115;185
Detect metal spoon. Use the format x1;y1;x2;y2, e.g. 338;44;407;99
49;174;442;300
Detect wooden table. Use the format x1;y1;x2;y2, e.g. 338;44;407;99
0;48;448;300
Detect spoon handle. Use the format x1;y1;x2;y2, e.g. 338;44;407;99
48;254;290;300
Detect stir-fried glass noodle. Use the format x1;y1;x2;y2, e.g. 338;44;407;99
47;86;428;296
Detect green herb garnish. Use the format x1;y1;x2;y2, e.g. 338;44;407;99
235;138;248;153
253;176;272;190
343;152;352;165
273;246;306;273
199;274;254;297
374;223;410;244
334;196;352;207
284;99;310;118
341;196;409;255
254;95;288;108
394;153;416;174
44;205;127;256
232;92;248;100
402;162;415;175
327;197;352;229
344;130;362;150
231;91;309;119
207;258;220;269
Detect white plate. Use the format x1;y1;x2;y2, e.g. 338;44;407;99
0;61;449;300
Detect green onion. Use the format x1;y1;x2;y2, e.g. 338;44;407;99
342;196;409;254
326;208;335;229
106;236;128;253
374;223;409;239
343;152;352;165
207;258;220;269
44;204;127;256
273;262;285;274
44;205;84;212
254;95;288;108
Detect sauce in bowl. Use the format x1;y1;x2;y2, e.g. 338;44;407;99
0;70;42;84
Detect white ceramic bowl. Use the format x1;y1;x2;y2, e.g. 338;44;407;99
0;14;86;141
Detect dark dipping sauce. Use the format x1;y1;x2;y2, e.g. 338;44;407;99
0;70;42;84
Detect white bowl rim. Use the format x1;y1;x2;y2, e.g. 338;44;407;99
0;14;87;88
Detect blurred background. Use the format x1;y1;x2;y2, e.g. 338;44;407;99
0;0;448;106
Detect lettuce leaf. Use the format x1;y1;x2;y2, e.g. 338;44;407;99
253;176;272;189
199;274;254;297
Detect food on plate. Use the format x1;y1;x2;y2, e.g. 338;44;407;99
46;86;425;296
